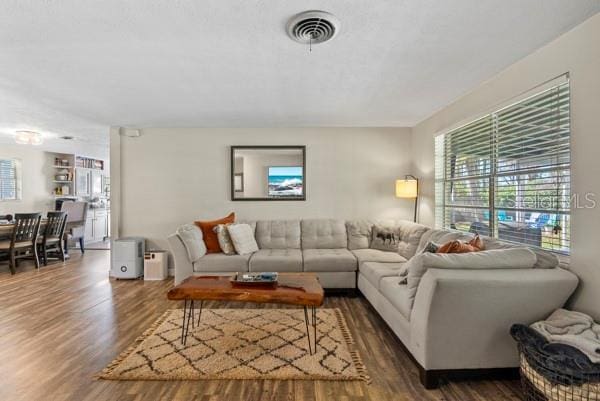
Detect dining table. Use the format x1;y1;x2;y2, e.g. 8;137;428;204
0;219;50;238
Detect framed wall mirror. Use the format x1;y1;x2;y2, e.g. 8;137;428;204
231;146;306;201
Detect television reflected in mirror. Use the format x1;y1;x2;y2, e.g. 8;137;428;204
231;146;306;201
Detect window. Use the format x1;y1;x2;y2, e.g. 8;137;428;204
0;159;21;201
435;77;570;254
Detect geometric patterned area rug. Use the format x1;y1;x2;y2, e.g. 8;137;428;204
97;308;370;382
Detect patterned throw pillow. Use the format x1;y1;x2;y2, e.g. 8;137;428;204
213;224;235;255
370;225;402;252
227;224;259;255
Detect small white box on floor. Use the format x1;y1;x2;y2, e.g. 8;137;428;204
144;250;168;280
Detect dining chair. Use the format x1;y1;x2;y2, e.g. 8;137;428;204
0;213;42;274
39;211;67;266
60;201;88;255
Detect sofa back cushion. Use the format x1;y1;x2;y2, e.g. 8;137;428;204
483;237;559;268
396;220;431;259
405;248;537;308
176;223;206;262
416;228;560;269
346;220;374;250
256;220;301;249
302;219;347;249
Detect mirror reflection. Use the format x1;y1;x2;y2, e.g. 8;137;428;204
231;146;305;201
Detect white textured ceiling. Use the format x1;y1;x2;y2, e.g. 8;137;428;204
0;0;598;146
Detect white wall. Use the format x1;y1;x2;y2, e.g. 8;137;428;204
0;141;109;215
115;127;413;255
0;144;54;214
411;14;600;319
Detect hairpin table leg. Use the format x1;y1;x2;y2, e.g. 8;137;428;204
197;300;204;326
312;306;317;353
183;300;194;345
180;299;188;344
303;306;312;355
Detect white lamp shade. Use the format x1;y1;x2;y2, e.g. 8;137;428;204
395;179;418;198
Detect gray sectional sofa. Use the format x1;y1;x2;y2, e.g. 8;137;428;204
167;218;578;388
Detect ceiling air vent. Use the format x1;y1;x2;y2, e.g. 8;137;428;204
286;11;340;45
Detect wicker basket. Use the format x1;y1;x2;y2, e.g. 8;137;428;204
511;324;600;401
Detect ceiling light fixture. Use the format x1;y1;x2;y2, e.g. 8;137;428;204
15;130;43;145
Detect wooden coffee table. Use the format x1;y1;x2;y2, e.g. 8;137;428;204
167;273;325;353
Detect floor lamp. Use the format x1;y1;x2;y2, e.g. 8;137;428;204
396;175;419;222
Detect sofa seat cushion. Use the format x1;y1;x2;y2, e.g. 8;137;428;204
380;276;412;320
360;262;405;290
193;253;251;273
351;249;407;265
249;249;303;272
302;248;357;272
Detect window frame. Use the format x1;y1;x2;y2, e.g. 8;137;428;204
435;75;571;255
0;158;22;202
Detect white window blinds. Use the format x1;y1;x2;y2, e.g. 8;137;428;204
0;159;19;201
435;77;570;254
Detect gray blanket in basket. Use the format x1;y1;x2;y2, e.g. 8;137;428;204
532;308;600;363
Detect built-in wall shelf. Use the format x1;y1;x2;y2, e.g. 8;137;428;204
47;152;108;199
76;156;104;170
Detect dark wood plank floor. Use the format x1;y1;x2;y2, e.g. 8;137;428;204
0;251;524;401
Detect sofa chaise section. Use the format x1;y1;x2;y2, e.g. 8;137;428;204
358;232;579;389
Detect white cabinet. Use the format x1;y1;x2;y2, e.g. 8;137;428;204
95;211;108;240
85;209;110;242
77;169;108;197
85;215;94;240
91;170;103;196
76;168;91;196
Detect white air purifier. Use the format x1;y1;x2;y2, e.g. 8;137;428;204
111;237;145;279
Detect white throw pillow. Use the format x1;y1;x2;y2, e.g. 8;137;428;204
227;224;259;255
176;224;207;263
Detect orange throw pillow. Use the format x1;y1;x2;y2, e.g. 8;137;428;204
468;235;484;250
437;235;484;254
194;212;235;253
